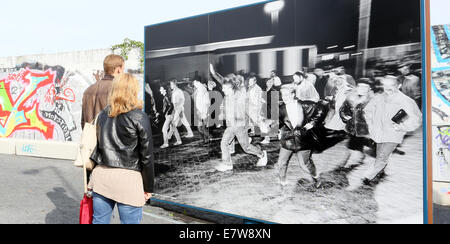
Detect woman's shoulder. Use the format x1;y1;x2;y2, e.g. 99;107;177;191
98;106;110;119
126;109;148;119
124;110;150;129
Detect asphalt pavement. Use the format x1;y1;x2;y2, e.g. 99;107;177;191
0;154;209;224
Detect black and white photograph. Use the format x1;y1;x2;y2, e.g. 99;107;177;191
144;0;424;224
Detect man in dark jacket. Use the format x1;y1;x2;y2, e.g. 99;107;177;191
313;68;329;99
261;76;281;144
397;62;421;109
338;78;375;170
276;85;328;188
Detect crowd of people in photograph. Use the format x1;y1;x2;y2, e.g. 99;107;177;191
151;61;423;188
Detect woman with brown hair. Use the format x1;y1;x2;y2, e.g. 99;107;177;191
88;73;154;224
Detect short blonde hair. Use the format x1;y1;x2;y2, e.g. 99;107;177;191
108;73;143;117
103;54;124;75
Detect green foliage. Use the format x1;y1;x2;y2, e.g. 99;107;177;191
111;38;144;72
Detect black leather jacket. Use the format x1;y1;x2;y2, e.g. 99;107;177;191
339;98;370;137
90;107;155;193
279;100;329;152
162;95;174;117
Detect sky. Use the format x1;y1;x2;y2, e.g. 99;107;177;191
430;0;450;26
0;0;265;57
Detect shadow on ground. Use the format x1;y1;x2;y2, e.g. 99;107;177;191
45;187;79;224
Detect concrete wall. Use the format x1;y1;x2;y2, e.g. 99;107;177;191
0;48;143;160
433;182;450;206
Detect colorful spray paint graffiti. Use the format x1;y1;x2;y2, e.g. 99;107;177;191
433;126;450;182
0;68;56;139
0;63;93;142
436;126;450;150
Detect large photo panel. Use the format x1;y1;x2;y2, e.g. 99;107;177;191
145;0;424;224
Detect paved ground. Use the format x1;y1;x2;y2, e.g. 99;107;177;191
0;154;209;224
153;128;426;224
434;204;450;224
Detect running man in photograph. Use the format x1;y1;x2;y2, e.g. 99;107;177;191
362;76;422;185
215;76;268;172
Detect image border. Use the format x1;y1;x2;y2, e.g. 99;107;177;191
423;0;432;225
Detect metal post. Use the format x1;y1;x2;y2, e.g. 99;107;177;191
356;0;372;78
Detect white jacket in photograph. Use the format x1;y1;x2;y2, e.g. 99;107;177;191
364;91;422;144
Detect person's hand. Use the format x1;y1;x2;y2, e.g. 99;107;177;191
304;123;313;131
93;70;104;82
153;117;160;126
208;80;217;91
343;115;352;121
293;130;302;138
259;121;270;134
144;192;152;201
392;123;405;132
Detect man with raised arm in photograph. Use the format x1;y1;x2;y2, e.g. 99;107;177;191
215;77;268;172
193;78;211;144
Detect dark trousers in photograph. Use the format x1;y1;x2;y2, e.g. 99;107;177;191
364;142;399;181
342;136;374;167
277;148;318;182
221;126;263;164
197;119;210;142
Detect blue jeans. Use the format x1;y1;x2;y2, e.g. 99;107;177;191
92;192;143;224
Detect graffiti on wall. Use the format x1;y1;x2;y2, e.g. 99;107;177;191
433;126;450;182
0;63;93;142
0;68;56;139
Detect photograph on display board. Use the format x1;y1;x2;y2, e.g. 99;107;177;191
144;0;423;224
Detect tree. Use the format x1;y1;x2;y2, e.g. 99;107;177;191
111;38;144;72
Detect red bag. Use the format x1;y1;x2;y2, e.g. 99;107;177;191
79;150;94;224
79;195;93;224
